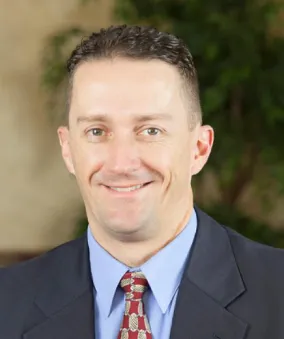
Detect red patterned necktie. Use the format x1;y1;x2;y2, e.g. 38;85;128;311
117;271;152;339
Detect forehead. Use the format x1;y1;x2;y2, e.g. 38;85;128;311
70;58;185;118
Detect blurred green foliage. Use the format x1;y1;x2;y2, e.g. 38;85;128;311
42;27;87;122
205;203;284;248
42;28;85;92
42;0;284;247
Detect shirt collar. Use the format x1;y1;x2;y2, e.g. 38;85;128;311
87;227;128;317
87;209;197;317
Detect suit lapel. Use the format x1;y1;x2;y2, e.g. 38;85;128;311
170;208;248;339
23;235;95;339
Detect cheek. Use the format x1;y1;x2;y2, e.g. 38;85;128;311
169;145;194;183
71;143;105;180
141;144;173;172
140;145;179;189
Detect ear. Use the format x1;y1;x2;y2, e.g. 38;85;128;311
191;125;214;176
57;126;75;175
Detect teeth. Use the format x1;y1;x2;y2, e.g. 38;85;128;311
109;184;144;192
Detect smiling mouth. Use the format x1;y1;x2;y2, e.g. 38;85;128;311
105;182;152;192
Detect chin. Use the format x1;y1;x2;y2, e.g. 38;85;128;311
105;217;149;237
93;207;154;237
109;220;142;234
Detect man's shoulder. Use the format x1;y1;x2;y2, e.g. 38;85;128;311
0;235;88;335
197;207;284;289
197;207;284;262
225;224;284;259
0;235;86;294
224;224;284;282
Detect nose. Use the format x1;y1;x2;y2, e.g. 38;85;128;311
105;136;141;174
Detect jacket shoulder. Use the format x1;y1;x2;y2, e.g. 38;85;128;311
0;235;86;337
225;226;284;286
0;235;86;302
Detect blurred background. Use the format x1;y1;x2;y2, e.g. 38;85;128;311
1;0;284;267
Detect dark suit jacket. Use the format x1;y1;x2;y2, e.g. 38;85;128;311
1;207;284;339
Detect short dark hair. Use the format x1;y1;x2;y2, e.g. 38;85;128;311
66;24;202;126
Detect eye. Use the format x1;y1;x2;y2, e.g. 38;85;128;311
141;127;161;136
87;128;105;137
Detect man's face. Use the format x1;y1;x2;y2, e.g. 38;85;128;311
58;58;213;241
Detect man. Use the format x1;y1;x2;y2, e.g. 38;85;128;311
0;24;284;339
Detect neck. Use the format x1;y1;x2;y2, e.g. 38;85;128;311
88;204;194;267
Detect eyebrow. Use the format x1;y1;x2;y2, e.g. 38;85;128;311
77;114;108;124
136;113;173;122
76;112;173;124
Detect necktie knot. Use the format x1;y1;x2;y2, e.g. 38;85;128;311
120;271;149;301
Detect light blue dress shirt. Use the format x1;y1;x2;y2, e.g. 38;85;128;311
87;209;197;339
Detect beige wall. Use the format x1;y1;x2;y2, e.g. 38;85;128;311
0;0;114;252
0;0;283;258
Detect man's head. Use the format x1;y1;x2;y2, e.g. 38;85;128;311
58;25;214;248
